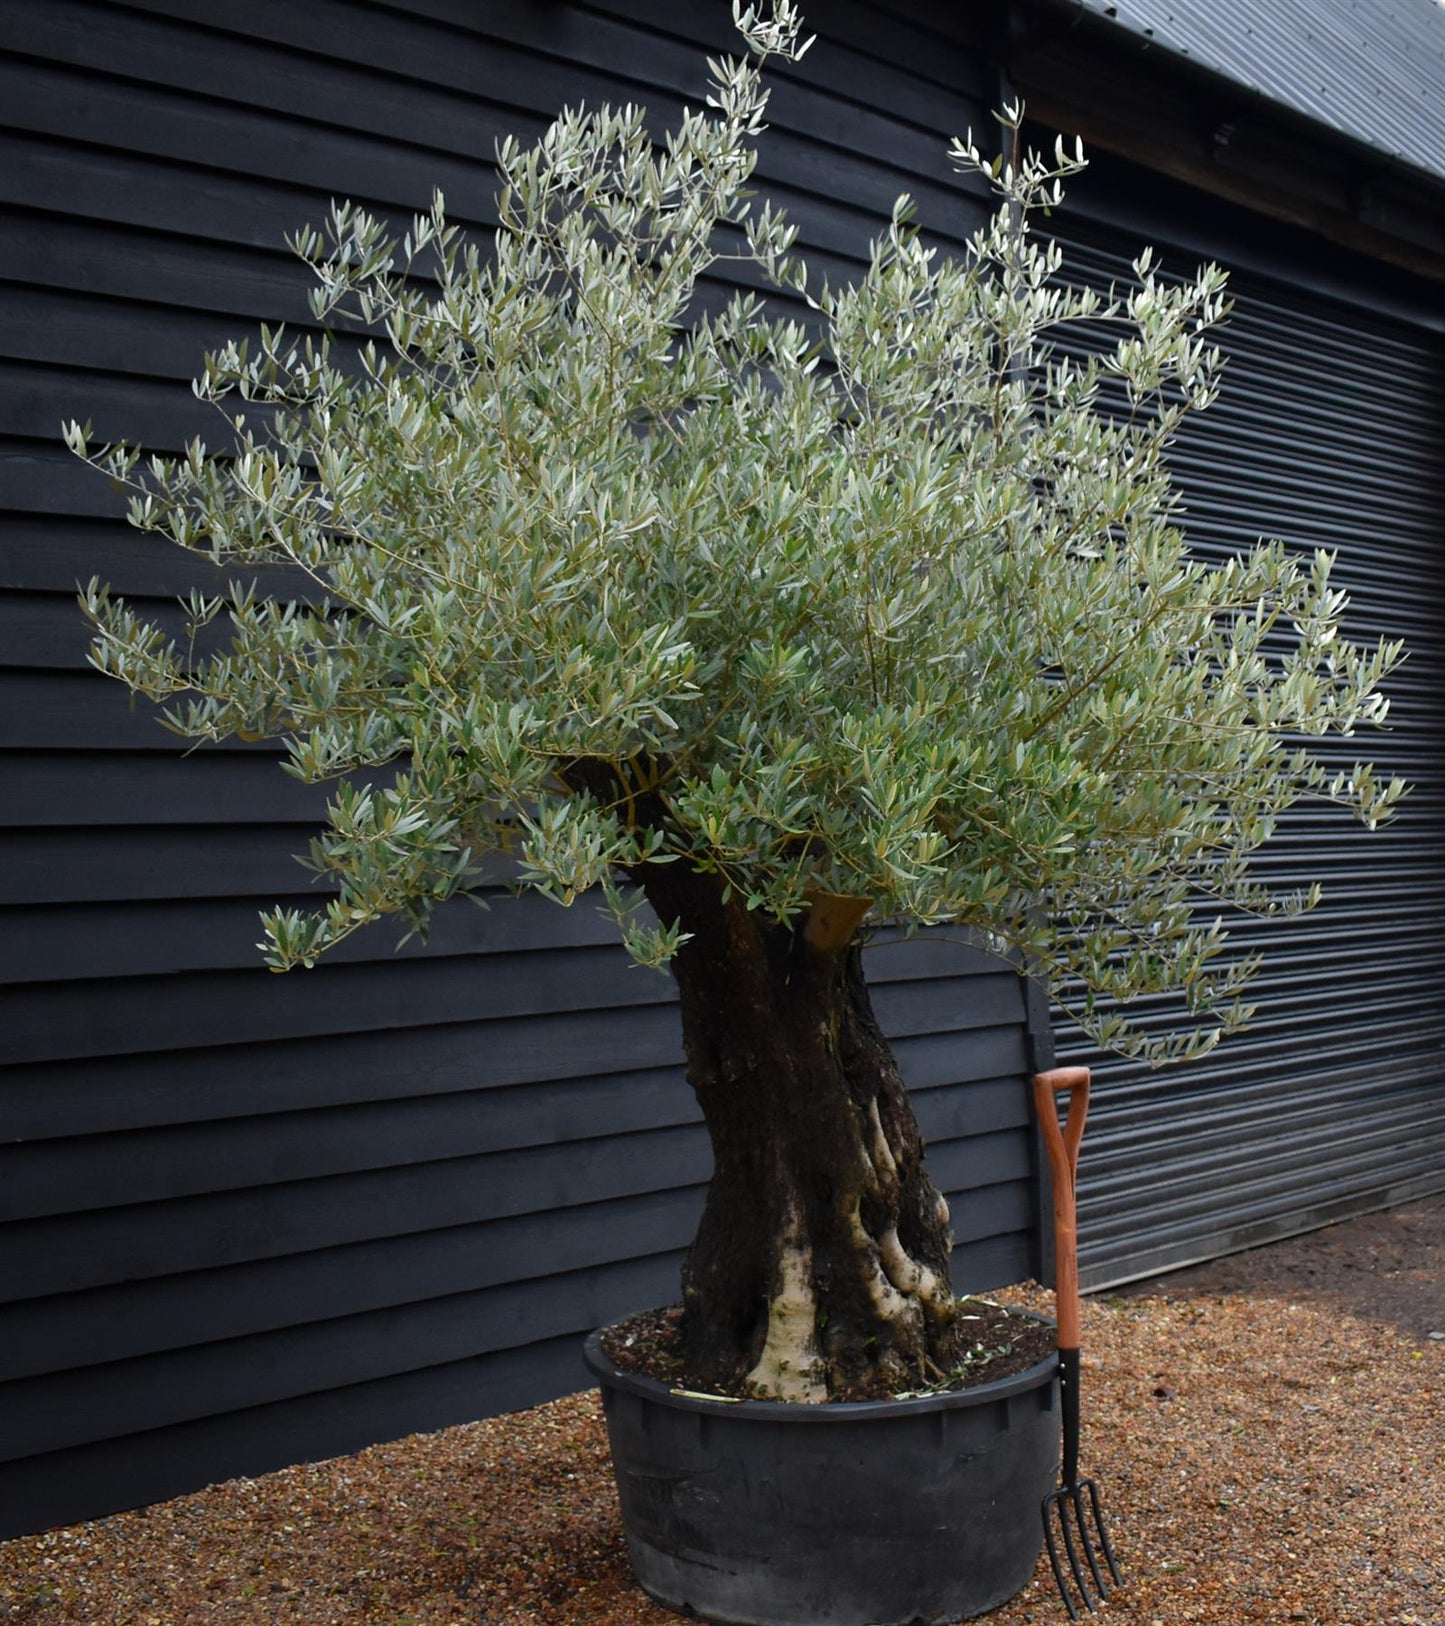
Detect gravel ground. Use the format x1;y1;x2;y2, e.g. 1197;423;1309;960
3;1195;1442;1626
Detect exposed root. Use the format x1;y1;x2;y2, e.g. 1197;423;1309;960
877;1225;943;1304
866;1097;898;1185
844;1201;925;1328
745;1226;827;1403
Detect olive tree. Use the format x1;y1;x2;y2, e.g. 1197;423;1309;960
68;2;1402;1403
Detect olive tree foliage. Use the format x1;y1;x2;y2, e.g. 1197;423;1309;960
68;1;1403;1064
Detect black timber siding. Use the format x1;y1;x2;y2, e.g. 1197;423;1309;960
1046;151;1445;1287
0;0;1043;1537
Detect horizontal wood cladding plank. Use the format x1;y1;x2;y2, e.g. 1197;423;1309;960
897;1024;1029;1094
578;0;993;113
0;1173;1030;1458
0;275;804;455
0;203;871;413
0;1186;705;1382
0;201;966;388
926;1127;1031;1199
0;1069;698;1221
3;1005;688;1139
0;519;310;599
0;284;284;386
0;106;953;292
6;0;986;208
0;891;626;982
916;1074;1030;1141
0;1249;685;1463
1;825;338;902
0;1065;1023;1223
2;589;282;675
865;932;1008;984
0;887;1009;983
1;750;332;826
2;1009;1025;1142
0;944;678;1064
0;208;318;328
0;1;550;168
945;1174;1035;1249
950;1228;1033;1297
0;1120;1031;1385
22;639;1427;766
2;361;240;456
2;803;522;893
1;589;96;670
0;57;517;227
0;1078;1030;1300
0;1122;712;1302
3;445;147;520
0;133;373;279
0;1180;993;1468
0;1327;592;1539
0;818;1017;943
2;955;1019;1066
401;0;989;148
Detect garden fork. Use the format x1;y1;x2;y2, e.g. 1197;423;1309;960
1032;1067;1123;1619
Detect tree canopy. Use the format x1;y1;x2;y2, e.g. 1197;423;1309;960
69;0;1404;1064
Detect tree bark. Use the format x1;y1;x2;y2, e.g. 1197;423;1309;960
636;861;959;1401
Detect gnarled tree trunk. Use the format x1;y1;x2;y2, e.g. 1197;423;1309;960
637;861;959;1401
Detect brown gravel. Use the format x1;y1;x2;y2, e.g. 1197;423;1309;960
3;1195;1442;1625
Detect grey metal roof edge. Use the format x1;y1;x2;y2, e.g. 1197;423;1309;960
1066;0;1445;185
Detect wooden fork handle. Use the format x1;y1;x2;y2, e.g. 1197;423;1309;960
1031;1067;1091;1350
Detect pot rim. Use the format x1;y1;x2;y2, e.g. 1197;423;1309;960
582;1311;1059;1423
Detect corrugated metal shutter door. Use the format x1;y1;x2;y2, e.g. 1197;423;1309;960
1050;222;1445;1288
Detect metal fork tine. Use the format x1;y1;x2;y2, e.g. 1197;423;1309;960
1053;1488;1097;1612
1044;1484;1118;1617
1041;1500;1079;1621
1071;1484;1110;1600
1083;1478;1123;1587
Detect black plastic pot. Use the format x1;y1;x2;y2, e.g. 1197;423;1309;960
584;1326;1059;1626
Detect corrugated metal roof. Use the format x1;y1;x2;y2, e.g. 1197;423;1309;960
1075;0;1445;182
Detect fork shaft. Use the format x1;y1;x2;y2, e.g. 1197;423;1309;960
1060;1345;1082;1487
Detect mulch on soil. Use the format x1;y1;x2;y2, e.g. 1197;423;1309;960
2;1195;1442;1625
599;1296;1057;1400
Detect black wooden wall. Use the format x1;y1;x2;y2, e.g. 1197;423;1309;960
0;0;1045;1537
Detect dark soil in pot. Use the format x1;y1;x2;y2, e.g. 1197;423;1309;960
600;1298;1056;1403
